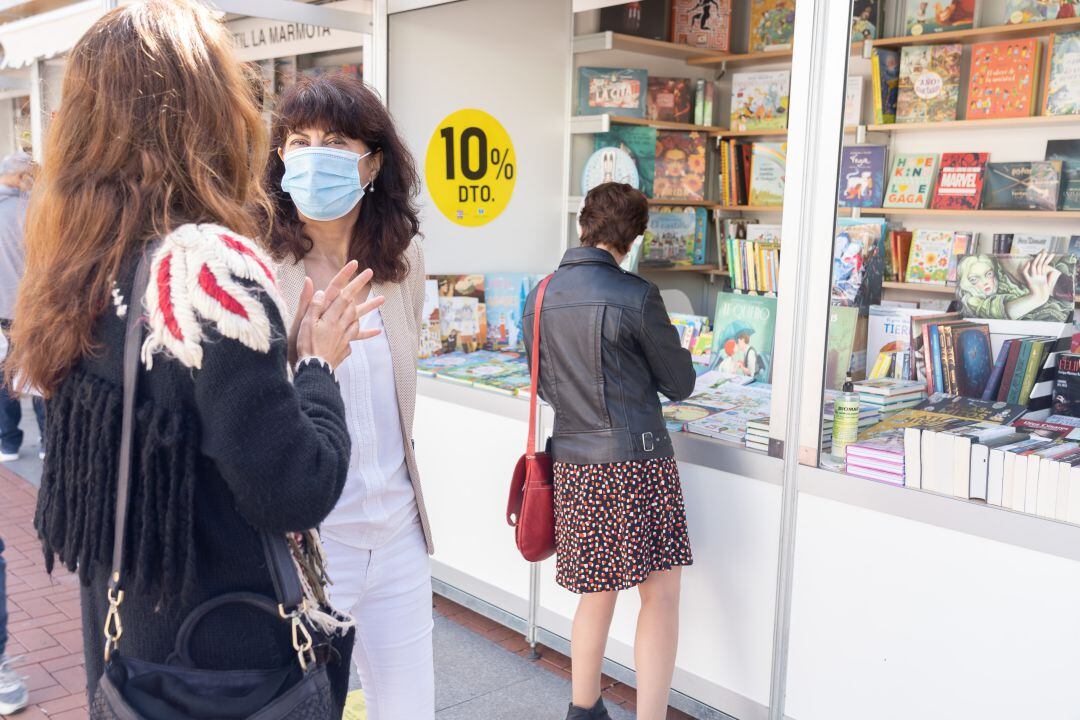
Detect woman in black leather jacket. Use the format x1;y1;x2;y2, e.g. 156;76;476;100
522;183;696;720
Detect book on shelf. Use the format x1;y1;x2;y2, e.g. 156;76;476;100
693;79;716;126
909;312;962;384
718;139;754;206
884;153;939;209
599;0;672;40
726;234;781;293
825;306;860;390
712;292;777;383
904;229;962;285
867;306;938;380
646;77;695;123
418;279;441;360
669;312;711;351
643;206;708;266
672;0;733;51
831;217;887;309
1005;0;1079;23
984;161;1064;211
885;230;914;282
748;142;786;206
582;146;640;195
846;431;906;486
748;0;796;51
1053;353;1080;416
871;49;901;125
844;76;865;128
965;39;1040;120
1046;139;1080;211
930;153;989;211
902;0;976;35
746;418;771;452
577;67;647;118
483;273;533;351
896;44;963;124
1009;235;1069;255
729;71;790;132
851;0;884;41
1043;30;1080;117
593;125;658;196
654;131;707;201
838;146;887;208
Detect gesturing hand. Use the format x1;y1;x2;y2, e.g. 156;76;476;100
1021;251;1061;305
295;260;386;369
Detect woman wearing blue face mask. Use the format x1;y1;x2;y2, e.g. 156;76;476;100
266;73;433;720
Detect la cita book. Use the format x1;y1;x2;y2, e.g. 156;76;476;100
672;0;733;52
1044;30;1080;116
984;161;1064;211
838;146;887;208
599;0;672;41
896;44;963;123
931;152;989;210
748;0;796;52
871;49;900;125
730;71;790;132
966;39;1040;120
903;0;976;35
577;67;648;118
647;77;695;123
884;153;939;208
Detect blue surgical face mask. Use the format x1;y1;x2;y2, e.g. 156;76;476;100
281;146;373;222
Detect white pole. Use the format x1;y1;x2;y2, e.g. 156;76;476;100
28;60;43;165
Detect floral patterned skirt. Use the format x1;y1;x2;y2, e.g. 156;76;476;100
553;456;693;594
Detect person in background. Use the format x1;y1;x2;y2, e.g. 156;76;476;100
6;1;373;710
523;182;697;720
0;152;44;462
266;72;435;720
0;537;28;715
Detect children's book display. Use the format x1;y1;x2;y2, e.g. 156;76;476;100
654;131;708;200
845;75;865;127
642;206;708;266
884;153;939;208
1005;0;1079;23
726;224;781;293
748;142;787;206
896;44;963;123
730;71;790;132
712;292;777;383
591;125;657;196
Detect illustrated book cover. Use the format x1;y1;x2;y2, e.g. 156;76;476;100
871;49;901;124
577;67;648;118
838;145;887;207
896;44;963;123
1005;0;1079;23
599;0;672;41
711;292;777;383
672;0;733;52
1053;353;1080;416
884;153;939;208
748;0;796;52
593;125;658;196
831;217;887;309
730;71;790;132
1044;30;1080;116
845;75;865;127
748;142;786;206
905;229;956;285
955;254;1076;322
984;161;1063;211
952;323;995;398
825;306;860;390
654;131;707;201
931;152;989;210
852;0;884;41
1046;139;1080;211
483;274;533;351
966;39;1040;120
647;77;695;123
903;0;976;35
642;206;708;266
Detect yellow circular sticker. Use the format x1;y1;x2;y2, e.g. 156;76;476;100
425;109;516;227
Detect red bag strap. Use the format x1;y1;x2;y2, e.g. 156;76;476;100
527;275;553;459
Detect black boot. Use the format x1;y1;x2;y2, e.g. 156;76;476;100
565;698;611;720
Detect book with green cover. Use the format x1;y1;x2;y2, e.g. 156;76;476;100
1008;339;1035;404
825;305;859;390
884;153;939;209
594;125;658;197
711;292;777;383
1044;30;1080;116
1020;338;1053;404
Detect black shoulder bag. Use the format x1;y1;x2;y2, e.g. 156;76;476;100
89;246;336;720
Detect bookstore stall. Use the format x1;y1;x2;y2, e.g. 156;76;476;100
387;0;1080;718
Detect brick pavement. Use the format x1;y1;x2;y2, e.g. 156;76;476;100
0;465;87;720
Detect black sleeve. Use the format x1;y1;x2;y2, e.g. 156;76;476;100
638;284;696;402
193;294;350;534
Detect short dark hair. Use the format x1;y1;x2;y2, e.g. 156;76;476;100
265;72;421;283
578;182;649;255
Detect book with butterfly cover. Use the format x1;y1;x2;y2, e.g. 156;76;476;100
966;39;1041;120
931;153;988;210
984;161;1063;211
896;44;963;123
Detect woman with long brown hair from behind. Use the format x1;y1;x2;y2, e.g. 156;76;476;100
6;0;376;712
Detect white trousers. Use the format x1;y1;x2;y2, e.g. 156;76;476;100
323;522;435;720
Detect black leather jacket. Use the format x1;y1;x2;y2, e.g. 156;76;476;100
523;247;696;465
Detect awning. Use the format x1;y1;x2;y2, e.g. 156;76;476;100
0;0;105;70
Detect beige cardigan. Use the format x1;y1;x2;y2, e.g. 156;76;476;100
276;239;434;554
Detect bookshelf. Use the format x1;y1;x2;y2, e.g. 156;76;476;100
713;128;789;138
639;264;723;274
860;208;1080;219
864;115;1080;134
872;16;1080;49
881;281;954;294
570;113;789;138
686;47;794;68
718;204;783;212
572;31;722;61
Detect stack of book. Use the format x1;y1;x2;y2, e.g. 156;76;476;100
854;379;927;418
845;431;905;486
725;225;781;293
720;141;786;207
745;419;770;453
984;335;1069;407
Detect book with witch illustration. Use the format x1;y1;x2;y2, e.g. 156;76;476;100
711;292;777;383
955;254;1077;323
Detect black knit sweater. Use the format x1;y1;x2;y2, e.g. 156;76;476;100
34;225;351;699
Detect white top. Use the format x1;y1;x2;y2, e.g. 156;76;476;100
321;308;418;549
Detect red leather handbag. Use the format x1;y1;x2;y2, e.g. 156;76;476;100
506;275;556;562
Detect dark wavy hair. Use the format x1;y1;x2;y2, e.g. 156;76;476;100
266;72;420;283
578;182;648;255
